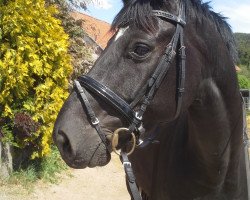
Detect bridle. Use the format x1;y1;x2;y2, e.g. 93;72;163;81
74;2;186;200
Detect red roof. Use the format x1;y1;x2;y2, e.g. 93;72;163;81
70;12;114;49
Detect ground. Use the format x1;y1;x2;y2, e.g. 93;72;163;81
0;154;130;200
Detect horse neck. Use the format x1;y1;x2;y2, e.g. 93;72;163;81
190;15;241;123
182;16;244;191
153;13;243;188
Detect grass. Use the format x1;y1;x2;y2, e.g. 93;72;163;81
6;165;38;192
38;146;69;183
239;64;250;80
1;146;69;191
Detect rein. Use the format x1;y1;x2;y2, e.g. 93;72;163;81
74;3;186;200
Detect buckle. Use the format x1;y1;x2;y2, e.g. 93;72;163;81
137;139;144;146
135;112;142;121
123;161;132;167
165;50;176;62
91;117;99;125
177;18;186;26
137;125;145;134
178;88;185;93
74;80;84;93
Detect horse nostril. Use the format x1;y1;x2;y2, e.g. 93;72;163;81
57;130;75;158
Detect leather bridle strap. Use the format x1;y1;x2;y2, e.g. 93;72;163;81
175;21;186;120
124;4;186;200
121;151;142;200
152;10;186;26
129;9;186;108
74;80;110;151
128;4;186;133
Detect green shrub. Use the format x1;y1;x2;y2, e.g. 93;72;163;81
46;0;94;85
238;74;250;89
0;0;72;158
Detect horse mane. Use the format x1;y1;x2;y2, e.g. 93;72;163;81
111;0;238;63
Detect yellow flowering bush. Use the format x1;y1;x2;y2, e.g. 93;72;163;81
0;0;72;158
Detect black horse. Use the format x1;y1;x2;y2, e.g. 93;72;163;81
53;0;249;199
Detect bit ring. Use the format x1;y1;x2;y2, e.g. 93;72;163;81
111;128;136;156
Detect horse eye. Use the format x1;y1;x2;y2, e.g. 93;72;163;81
134;45;150;56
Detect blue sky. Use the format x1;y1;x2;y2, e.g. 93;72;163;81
83;0;250;33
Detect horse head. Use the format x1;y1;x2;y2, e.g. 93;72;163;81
52;0;201;169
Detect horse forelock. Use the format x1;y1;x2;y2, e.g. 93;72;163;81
111;0;160;32
111;0;237;62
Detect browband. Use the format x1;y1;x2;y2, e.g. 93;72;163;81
152;10;186;26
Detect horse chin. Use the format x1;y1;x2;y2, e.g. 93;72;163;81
87;151;111;168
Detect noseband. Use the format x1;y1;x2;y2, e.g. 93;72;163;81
74;3;186;148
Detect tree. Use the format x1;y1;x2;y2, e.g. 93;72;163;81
235;33;250;68
0;0;72;158
49;0;102;10
46;0;94;85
